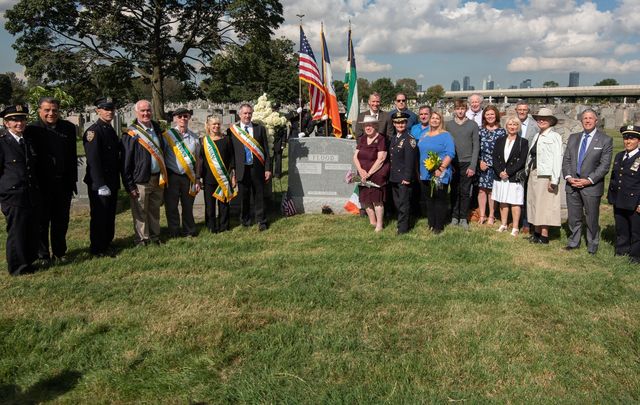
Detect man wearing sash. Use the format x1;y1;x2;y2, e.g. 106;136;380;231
228;103;271;231
163;108;201;237
122;100;167;246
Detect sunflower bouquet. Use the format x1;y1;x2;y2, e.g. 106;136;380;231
423;151;443;196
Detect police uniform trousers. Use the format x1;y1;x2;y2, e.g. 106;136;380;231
614;207;640;262
38;180;72;259
130;174;163;243
239;164;267;226
203;182;230;233
164;171;196;236
450;161;474;221
392;182;412;233
88;189;117;254
566;188;602;253
2;204;39;275
425;181;449;232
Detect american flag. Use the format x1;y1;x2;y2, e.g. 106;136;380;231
299;26;326;121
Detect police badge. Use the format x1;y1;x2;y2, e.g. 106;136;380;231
86;130;95;142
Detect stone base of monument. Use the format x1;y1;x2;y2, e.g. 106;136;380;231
287;137;357;214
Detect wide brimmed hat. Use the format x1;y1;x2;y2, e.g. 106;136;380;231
620;125;640;139
358;115;379;125
532;108;558;126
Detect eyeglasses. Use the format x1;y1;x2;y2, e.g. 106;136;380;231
396;99;407;103
176;115;190;119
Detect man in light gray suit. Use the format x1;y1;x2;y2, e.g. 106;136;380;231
516;100;539;142
562;109;613;254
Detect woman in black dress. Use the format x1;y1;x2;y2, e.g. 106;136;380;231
200;115;236;232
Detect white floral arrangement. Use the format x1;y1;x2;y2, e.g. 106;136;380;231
251;93;289;154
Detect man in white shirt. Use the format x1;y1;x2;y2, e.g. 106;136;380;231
465;93;483;127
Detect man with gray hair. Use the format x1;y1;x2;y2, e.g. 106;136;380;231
515;100;538;142
562;109;613;254
122;100;167;246
465;93;483;127
26;97;77;263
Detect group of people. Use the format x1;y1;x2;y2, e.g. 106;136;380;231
0;98;272;276
351;92;640;264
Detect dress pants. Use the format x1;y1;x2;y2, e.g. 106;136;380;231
425;181;449;231
204;182;230;232
613;207;640;262
450;161;473;221
38;182;72;259
164;172;196;236
2;204;39;275
566;188;602;252
88;188;118;254
130;175;163;243
239;164;267;226
392;182;412;233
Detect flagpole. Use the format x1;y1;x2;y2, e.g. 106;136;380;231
320;21;328;137
296;14;305;132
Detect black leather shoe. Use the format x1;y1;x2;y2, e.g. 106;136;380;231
258;223;268;232
563;246;579;251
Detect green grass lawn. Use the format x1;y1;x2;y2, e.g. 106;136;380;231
0;130;638;403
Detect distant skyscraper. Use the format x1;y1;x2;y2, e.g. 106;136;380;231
487;80;495;90
519;79;532;89
509;85;518;89
451;80;461;91
569;71;579;87
469;85;475;91
463;76;470;91
417;84;423;92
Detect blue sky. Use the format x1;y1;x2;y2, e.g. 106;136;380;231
1;0;637;90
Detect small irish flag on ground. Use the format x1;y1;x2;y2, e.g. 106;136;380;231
344;186;361;214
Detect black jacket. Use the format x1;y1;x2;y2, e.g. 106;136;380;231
0;129;43;207
121;120;166;192
608;150;640;211
389;132;417;183
83;119;122;191
227;122;270;182
492;135;528;182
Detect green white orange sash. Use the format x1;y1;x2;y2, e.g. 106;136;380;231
128;124;167;187
229;124;265;166
204;136;237;202
163;128;199;196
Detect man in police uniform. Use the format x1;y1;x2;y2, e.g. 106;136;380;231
26;97;78;263
607;125;640;263
389;111;417;235
0;105;42;275
164;107;200;237
83;97;121;257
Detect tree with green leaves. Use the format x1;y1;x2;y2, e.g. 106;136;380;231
5;0;284;119
424;84;445;105
4;72;28;104
0;74;12;105
371;77;395;105
357;78;371;101
395;78;418;99
543;80;559;88
594;78;619;86
200;37;296;104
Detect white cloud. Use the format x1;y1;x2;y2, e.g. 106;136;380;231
614;44;638;56
507;56;640;74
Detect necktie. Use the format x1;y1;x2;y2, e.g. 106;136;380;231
577;134;590;175
623;152;629;161
244;125;253;165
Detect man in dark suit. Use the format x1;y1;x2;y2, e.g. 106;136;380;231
354;92;393;140
607;125;640;263
83;97;121;257
0;105;42;275
227;103;271;231
562;109;613;254
26;97;78;263
121;99;167;246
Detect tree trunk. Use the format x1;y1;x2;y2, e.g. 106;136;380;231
151;65;165;121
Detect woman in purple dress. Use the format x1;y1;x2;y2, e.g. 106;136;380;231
353;116;389;232
477;105;506;224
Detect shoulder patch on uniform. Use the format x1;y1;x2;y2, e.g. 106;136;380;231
409;138;416;148
86;130;95;142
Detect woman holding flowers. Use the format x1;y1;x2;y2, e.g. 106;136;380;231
200;115;236;233
418;110;456;234
353;115;389;232
477;105;506;224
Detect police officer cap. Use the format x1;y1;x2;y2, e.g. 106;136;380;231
95;97;116;110
172;107;193;117
620;125;640;139
391;111;410;122
0;104;29;120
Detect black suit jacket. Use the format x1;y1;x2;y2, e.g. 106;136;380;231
83;119;122;191
227;122;270;182
121;120;166;192
492;135;528;182
607;150;640;211
0;129;43;207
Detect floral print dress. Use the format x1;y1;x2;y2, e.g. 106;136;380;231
478;127;506;189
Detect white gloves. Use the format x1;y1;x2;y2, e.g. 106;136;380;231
98;185;111;196
298;132;306;138
296;107;302;113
